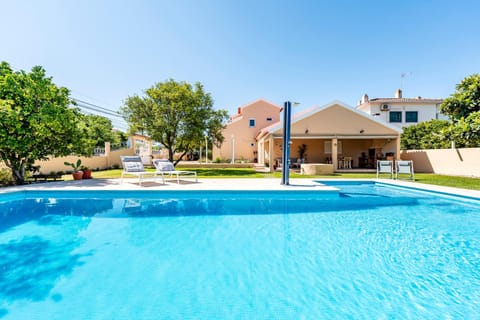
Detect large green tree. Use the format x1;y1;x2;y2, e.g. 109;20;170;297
444;111;480;148
0;62;81;184
401;119;451;150
121;79;228;164
441;74;480;120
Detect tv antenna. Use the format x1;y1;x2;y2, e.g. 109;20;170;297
400;72;412;90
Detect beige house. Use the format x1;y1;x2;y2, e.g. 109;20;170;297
256;101;401;172
356;89;445;131
213;99;282;162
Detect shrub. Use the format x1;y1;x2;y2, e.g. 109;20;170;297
0;168;13;186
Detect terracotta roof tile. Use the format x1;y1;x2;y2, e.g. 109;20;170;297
368;98;443;104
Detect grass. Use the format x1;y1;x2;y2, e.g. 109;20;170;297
73;168;480;191
413;173;480;190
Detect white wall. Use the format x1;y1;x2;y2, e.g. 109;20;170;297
368;104;444;131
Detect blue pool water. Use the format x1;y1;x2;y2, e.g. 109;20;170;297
1;182;480;319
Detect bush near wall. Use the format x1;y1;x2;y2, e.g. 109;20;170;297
0;168;14;186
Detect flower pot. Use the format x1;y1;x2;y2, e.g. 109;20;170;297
82;169;92;179
72;171;84;180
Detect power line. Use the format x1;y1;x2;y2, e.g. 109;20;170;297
72;98;130;131
73;98;121;115
7;63;130;131
74;102;122;118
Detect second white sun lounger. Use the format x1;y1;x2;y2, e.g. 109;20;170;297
153;159;198;184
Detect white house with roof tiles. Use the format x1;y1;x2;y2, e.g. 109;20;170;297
356;89;446;131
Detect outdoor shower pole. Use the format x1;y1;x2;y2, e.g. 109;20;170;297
281;101;292;185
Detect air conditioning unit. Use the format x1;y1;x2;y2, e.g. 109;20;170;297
380;104;390;111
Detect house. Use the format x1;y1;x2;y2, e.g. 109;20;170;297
212;99;282;162
356;89;445;130
255;101;402;172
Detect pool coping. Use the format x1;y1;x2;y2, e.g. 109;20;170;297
0;178;479;200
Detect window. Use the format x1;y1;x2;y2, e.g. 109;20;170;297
405;111;418;123
266;117;273;121
324;141;342;154
389;111;402;123
249;118;256;127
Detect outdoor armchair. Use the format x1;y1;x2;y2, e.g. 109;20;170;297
376;160;393;179
396;160;414;180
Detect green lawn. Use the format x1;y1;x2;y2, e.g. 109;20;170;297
81;168;480;191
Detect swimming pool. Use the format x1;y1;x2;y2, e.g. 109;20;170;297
1;182;479;319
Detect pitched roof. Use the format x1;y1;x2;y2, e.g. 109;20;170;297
256;100;401;139
368;98;443;104
230;98;282;120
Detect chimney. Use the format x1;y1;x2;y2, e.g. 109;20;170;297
395;89;402;99
237;107;241;114
361;93;369;104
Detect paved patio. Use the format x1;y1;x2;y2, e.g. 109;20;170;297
1;177;479;199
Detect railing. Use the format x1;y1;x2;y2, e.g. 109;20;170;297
93;147;105;156
111;142;129;151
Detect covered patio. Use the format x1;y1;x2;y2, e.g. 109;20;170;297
256;101;401;173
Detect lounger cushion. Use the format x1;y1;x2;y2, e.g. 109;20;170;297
124;162;145;172
153;160;175;171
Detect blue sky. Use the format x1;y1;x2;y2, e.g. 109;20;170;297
1;0;479;130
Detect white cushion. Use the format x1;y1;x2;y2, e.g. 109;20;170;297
124;162;144;172
153;160;174;171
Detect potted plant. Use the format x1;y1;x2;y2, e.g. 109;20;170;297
297;144;307;163
64;159;83;180
81;165;92;179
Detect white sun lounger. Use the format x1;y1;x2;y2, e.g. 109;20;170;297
120;156;160;186
153;159;198;184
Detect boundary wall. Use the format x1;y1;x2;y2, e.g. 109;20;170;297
401;148;480;177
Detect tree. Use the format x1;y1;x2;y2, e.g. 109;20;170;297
444;111;480;148
401;120;451;150
121;79;228;164
76;114;116;155
441;74;480;120
112;129;128;144
0;62;81;184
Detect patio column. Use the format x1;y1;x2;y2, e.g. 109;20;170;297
395;137;401;160
332;138;338;171
269;135;274;172
105;142;111;168
257;141;263;164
